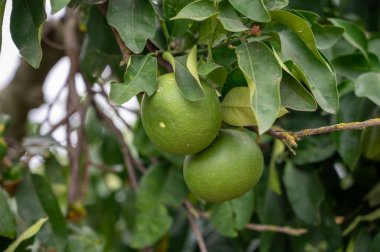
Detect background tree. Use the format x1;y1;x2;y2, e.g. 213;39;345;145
1;0;380;251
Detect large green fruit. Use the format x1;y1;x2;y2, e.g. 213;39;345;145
141;73;222;155
183;129;264;202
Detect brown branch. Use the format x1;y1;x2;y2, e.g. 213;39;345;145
249;118;380;153
291;118;380;140
183;200;208;252
146;40;173;72
87;87;139;191
97;3;131;65
245;223;307;236
184;200;307;237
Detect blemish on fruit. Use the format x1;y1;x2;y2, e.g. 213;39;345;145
159;122;166;128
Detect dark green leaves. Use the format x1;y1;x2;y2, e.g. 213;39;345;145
163;47;205;101
10;0;46;68
171;0;218;21
284;162;325;225
329;18;368;60
129;164;188;248
236;42;282;134
228;0;270;22
280;71;317;111
355;72;380;107
109;55;157;105
0;190;16;239
107;0;156;53
31;174;68;250
80;7;121;82
209;190;254;237
218;1;248;32
279;31;338;113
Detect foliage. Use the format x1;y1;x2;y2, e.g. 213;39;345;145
1;0;380;251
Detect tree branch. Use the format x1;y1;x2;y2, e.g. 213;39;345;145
184;200;308;238
97;3;131;65
87;86;139;191
250;118;380;152
183;200;208;252
245;223;307;236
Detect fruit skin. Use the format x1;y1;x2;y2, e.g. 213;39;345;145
183;129;264;202
141;73;222;155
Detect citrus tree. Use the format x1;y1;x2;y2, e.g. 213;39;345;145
1;0;380;251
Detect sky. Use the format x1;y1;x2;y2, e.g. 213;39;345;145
0;1;139;168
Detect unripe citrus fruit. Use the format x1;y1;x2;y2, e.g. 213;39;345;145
141;73;222;155
183;129;263;202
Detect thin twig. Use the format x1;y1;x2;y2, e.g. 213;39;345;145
184;200;307;237
146;40;173;72
88;88;139;191
249;118;380;152
183;201;208;252
291;118;380;140
245;223;307;236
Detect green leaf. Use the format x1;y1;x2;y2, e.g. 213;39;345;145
279;31;338;113
268;140;285;195
109;55;157;105
0;0;5;56
171;0;218;21
67;226;103;252
329;18;368;60
51;0;70;13
283;161;325;225
264;0;288;10
163;50;205;101
355;72;380;107
137;164;188;208
4;217;48;252
333;54;371;81
130;204;172;248
312;23;344;50
293;134;336;165
163;0;193;36
280;71;317;111
107;0;156;53
270;10;325;63
31;174;68;248
80;7;121;82
333;94;375;170
290;202;342;252
228;0;270;22
371;231;380;252
369;38;380;61
0;190;16;239
218;1;248;32
221;87;257;126
346;229;371;252
198;60;227;87
344;208;380;236
236;42;282;134
209;190;254;237
10;0;46;68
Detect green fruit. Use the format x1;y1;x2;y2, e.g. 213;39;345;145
141;73;222;155
183;129;264;202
